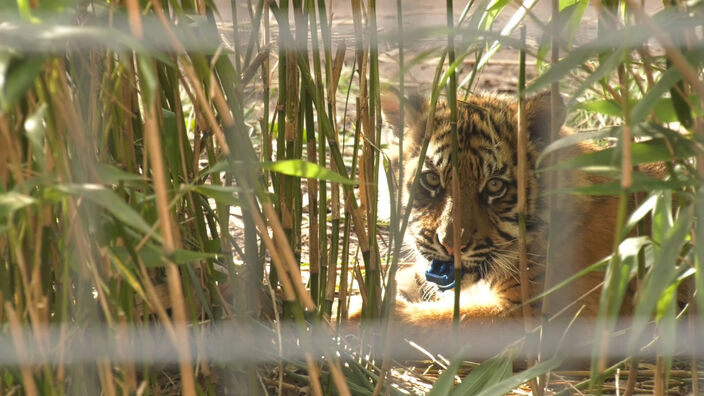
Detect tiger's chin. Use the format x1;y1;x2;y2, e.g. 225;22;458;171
395;258;518;310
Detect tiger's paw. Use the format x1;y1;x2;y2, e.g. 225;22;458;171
397;270;445;303
416;273;442;302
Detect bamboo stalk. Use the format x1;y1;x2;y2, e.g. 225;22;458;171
690;299;700;396
371;3;406;392
516;24;542;396
654;356;665;396
537;1;562;394
150;0;231;157
443;0;464;346
143;79;196;396
516;25;532;335
324;43;346;317
270;4;375;312
305;0;326;307
366;0;383;323
306;97;320;309
0;114;28;193
117;314;137;392
6;303;39;396
623;358;639;396
97;358;117;396
338;86;361;323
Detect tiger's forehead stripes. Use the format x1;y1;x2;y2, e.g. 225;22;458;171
410;95;531;204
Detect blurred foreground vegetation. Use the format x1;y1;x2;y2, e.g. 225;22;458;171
1;0;704;394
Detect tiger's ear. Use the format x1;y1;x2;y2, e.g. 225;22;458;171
381;88;427;139
525;91;566;149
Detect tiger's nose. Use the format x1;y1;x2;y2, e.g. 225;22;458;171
441;241;454;255
441;241;467;256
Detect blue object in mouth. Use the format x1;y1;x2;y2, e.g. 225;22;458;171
425;259;457;291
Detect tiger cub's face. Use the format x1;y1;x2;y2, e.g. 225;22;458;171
382;92;564;282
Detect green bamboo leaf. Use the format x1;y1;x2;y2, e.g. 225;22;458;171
427;348;466;396
486;0;511;14
622;192;658;238
652;190;674;249
660;290;677;388
536;1;587;67
523;237;650;309
551;174;697;196
191;185;241;206
464;0;492;34
184;262;215;319
525;43;600;95
566;46;627;108
655;281;680;321
109;249;148;301
579;97;701;123
0;192;36;219
537;128;618;167
341;359;376;393
541;138;695;173
630;205;692;351
17;0;41;22
564;0;588;48
630;50;704;125
110;245;160;268
657;266;692;390
35;0;72;12
162;109;182;182
525;11;680;95
474;0;537;73
475;357;564;396
205;158;355;185
590;236;646;378
608;247;638;317
0;55;44;112
201;160;231;176
696;187;704;330
95;164;146;184
112;243;217;268
136;54;158;109
653;97;703;123
575;99;622;116
631;67;685;125
52;184;159;241
171;249;220;264
451;348;514;395
670;82;693;129
399;46;443;79
262;159;356;185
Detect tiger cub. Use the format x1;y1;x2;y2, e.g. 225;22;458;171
380;91;622;329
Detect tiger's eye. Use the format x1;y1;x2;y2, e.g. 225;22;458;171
420;171;441;192
485;178;507;197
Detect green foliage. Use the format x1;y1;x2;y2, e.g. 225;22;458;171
1;0;703;395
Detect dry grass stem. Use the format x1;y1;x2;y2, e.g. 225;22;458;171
6;303;39;396
144;95;196;396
